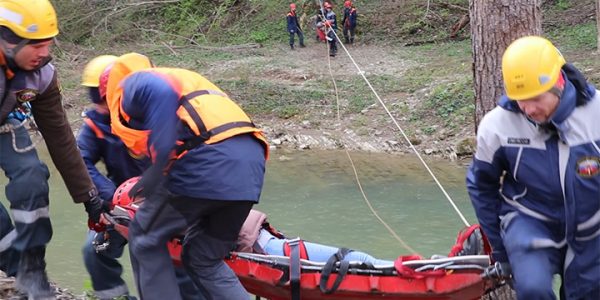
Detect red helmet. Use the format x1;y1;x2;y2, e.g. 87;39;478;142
112;176;143;207
324;2;332;9
98;63;113;100
290;3;296;10
344;1;352;8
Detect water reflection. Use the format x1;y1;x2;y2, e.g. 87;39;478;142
0;146;477;294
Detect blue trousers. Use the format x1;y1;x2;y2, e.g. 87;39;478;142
0;119;51;276
503;214;600;300
128;185;253;300
83;229;203;300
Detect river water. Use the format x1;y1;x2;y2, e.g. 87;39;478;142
0;146;477;295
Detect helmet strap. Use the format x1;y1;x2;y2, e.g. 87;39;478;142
0;37;29;69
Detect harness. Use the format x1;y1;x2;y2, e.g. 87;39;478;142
174;89;256;156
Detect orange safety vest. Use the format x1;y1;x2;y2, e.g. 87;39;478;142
110;67;269;159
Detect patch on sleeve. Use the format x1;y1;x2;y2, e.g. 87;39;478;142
576;157;600;178
15;89;38;102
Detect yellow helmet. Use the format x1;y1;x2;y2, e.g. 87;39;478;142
0;0;59;40
502;36;566;100
82;55;118;87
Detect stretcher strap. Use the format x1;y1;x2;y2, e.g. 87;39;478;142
319;247;352;294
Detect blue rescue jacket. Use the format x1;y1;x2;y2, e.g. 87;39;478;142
287;11;301;32
466;64;600;299
77;109;149;201
342;7;357;29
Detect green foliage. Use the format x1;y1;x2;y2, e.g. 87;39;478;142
555;0;571;10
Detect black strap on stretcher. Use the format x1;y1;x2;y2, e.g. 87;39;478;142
319;247;353;294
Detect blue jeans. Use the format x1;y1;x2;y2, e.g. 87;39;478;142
0;119;51;276
258;229;393;265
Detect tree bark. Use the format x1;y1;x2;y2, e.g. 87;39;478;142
597;0;600;51
469;0;542;132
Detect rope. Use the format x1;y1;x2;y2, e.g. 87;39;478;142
0;119;41;153
317;0;418;254
316;1;470;232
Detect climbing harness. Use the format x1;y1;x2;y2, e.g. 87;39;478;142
0;105;41;153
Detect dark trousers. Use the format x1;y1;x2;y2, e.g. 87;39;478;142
327;31;337;56
343;27;355;43
0;119;51;276
128;185;254;300
289;30;305;47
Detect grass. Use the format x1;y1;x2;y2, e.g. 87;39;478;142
547;22;597;51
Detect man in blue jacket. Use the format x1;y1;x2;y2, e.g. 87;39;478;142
78;55;201;300
467;36;600;300
286;3;305;50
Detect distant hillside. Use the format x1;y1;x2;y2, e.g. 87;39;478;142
55;0;596;49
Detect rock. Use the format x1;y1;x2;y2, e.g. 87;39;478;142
409;137;422;145
386;140;399;147
272;138;282;145
455;136;477;156
424;148;434;155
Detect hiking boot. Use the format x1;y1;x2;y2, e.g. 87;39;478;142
290;44;294;50
15;247;55;300
300;43;306;48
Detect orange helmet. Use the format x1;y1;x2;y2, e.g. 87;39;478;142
344;1;352;8
290;3;296;10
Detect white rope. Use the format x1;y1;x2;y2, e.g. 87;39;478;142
316;0;470;227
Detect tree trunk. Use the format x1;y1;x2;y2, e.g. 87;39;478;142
469;0;542;132
597;0;600;51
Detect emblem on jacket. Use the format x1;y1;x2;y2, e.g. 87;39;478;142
16;89;38;103
575;157;600;178
507;137;530;145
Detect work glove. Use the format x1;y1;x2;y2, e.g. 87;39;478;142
84;190;112;231
129;164;165;198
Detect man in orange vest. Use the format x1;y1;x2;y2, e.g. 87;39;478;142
99;53;268;300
